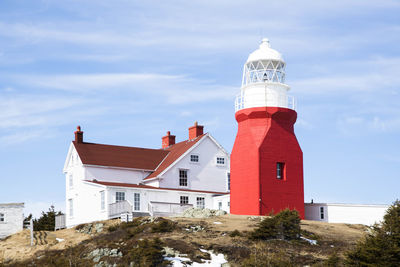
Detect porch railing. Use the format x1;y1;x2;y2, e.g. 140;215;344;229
235;92;296;112
109;200;133;218
149;201;193;216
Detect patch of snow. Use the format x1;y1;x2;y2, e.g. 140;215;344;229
165;256;192;267
56;238;64;242
213;222;222;224
166;249;227;266
300;236;317;245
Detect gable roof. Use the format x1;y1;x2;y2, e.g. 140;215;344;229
144;133;206;180
73;141;169;170
86;180;228;195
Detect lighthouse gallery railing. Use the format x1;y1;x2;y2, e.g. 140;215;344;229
235;93;296;112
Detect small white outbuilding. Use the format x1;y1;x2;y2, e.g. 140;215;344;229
0;203;24;239
305;203;389;225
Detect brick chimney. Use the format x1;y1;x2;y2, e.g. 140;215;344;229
188;121;204;140
162;131;176;148
74;125;83;143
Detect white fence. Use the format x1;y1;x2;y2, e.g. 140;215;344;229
55;214;66;230
148;201;193;216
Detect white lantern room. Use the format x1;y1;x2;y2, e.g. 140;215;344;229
235;38;296;112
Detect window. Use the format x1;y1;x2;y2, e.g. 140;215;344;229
69;174;73;188
116;192;125;202
134;193;140;211
320;207;324;220
228;202;230;208
180;196;189;205
216;157;225;165
179;169;188;186
277;162;285;180
190;155;199;163
227;172;231;191
100;191;105;210
0;213;4;222
196;197;205;209
68;199;73;217
218;202;222;210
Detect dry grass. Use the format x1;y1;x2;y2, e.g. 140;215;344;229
0;219;118;264
0;215;367;266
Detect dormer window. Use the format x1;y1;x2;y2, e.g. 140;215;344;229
190;154;199;163
216;157;225;165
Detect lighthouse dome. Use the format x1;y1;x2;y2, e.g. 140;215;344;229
242;38;287;87
246;38;284;63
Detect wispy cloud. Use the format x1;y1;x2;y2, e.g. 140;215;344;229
0;129;51;146
15;72;237;103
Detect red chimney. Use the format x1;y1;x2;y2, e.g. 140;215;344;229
188;121;204;140
74;125;83;143
162;131;176;148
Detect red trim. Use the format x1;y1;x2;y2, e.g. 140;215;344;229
85;180;229;195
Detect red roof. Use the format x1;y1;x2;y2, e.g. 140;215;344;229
145;134;206;179
73;134;206;175
73;141;169;170
86;180;228;195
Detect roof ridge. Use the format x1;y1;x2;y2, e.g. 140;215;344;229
144;133;207;180
164;133;207;150
73;141;164;151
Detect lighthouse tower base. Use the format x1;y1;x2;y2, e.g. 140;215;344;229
230;107;305;219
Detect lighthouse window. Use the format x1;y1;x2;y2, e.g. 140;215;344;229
179;169;188;186
277;162;285;180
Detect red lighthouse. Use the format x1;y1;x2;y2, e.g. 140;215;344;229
230;39;304;218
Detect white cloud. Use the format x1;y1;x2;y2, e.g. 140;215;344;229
290;57;400;95
15;72;237;104
0;130;51;146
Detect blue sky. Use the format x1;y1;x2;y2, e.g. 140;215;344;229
1;0;399;218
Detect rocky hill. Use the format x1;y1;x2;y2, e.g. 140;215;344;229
0;213;367;266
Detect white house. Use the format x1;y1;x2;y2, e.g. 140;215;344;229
305;202;389;225
60;122;230;228
0;203;24;239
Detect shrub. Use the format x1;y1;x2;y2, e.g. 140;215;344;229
324;251;341;267
151;218;176;233
128;238;170;267
32;205;64;231
275;209;301;240
345;200;400;266
250;209;301;241
75;223;87;231
107;224;119;232
229;229;242;237
241;249;293;267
